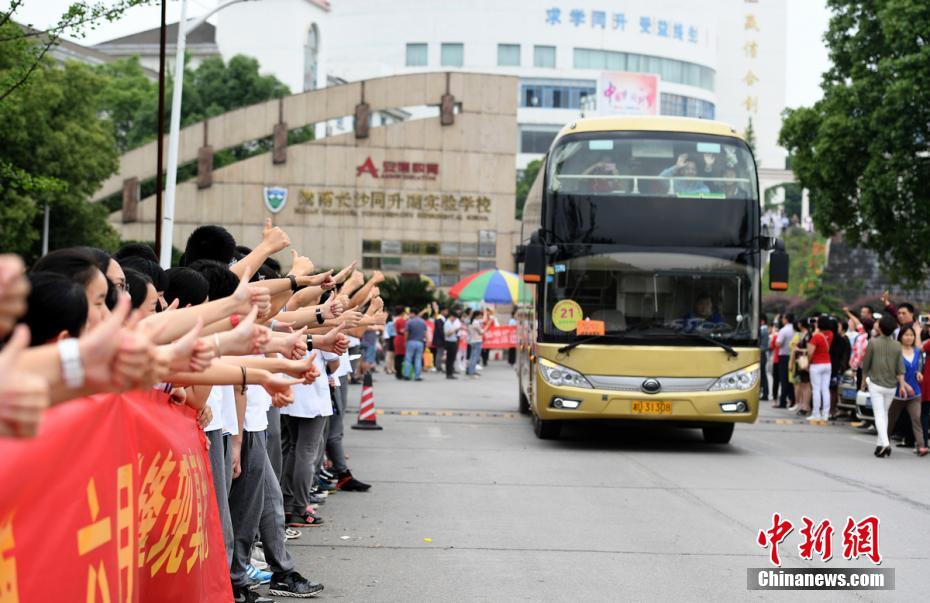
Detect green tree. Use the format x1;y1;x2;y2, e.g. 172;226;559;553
378;275;436;311
743;117;756;154
515;159;542;219
779;0;930;286
97;56;158;152
0;28;121;261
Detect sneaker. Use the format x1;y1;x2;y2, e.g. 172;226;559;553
306;491;326;505
310;487;329;499
269;570;324;598
286;511;325;527
337;471;372;492
786;404;797;411
251;548;269;571
315;478;336;492
284;527;302;540
319;467;335;480
246;564;272;585
233;585;274;603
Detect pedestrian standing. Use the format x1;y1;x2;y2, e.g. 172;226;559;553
770;314;781;403
384;312;395;375
403;310;427;381
444;309;462;379
790;319;812;414
759;315;770;400
775;313;796;408
887;326;927;455
507;310;518;366
861;314;908;458
806;316;833;421
433;306;447;373
392;307;408;380
467;310;485;377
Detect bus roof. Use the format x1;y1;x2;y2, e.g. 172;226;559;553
554;116;742;143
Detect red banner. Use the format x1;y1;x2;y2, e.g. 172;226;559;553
0;391;231;602
482;325;517;349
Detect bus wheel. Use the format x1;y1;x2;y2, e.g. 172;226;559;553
533;413;561;439
518;387;530;415
702;423;734;444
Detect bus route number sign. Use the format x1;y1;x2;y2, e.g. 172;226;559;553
552;299;583;332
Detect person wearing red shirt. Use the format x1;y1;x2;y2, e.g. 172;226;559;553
392;307;408;380
807;316;834;421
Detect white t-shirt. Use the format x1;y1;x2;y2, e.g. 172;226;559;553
204;386;224;432
220;385;238;436
281;350;335;419
244;382;272;432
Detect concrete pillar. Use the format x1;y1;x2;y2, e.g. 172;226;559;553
801;188;810;221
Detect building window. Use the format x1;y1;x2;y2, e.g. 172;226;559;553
406;43;427;67
498;44;520;66
572;48;715;92
520;79;596;109
441;43;464;67
534;45;556;68
660;93;715;119
519;127;560;154
303;24;319;91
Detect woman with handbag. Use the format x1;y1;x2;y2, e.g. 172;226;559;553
790;319;812;415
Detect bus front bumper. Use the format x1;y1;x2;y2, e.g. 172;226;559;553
534;380;758;424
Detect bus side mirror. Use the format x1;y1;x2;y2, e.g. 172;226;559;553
769;247;789;291
523;244;545;285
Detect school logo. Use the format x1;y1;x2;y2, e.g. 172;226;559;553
356;156;380;178
263;186;288;213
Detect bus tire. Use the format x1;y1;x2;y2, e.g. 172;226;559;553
702;423;734;444
518;386;530;415
533;413;561;439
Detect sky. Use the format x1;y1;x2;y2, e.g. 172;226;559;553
7;0;832;108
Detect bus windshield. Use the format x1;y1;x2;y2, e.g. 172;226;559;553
547;134;757;201
543;251;759;344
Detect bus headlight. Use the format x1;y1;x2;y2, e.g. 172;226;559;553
538;360;593;389
708;365;760;392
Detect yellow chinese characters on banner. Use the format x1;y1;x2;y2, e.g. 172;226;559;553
743;2;760;116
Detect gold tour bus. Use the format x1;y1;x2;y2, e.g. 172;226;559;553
515;116;789;443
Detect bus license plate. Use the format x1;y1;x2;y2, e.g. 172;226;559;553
632;401;672;415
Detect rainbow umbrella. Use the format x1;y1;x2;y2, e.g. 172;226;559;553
448;269;532;304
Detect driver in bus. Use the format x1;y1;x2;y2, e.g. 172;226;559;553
681;291;725;332
659;153;711;195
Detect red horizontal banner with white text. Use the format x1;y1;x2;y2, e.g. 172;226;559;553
482;325;517;349
0;391;230;602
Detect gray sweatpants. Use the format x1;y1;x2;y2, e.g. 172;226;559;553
281;414;327;516
206;429;233;568
266;406;283;481
325;385;349;475
228;430;295;588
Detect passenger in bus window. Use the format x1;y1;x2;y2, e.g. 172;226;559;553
659;153;710;195
581;152;625;193
722;167;750;198
699;152;724;192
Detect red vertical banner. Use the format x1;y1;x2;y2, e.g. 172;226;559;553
0;391;231;602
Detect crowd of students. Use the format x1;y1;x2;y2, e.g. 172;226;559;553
761;292;930;458
0;219;389;601
378;306;508;381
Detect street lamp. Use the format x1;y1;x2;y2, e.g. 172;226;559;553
159;0;254;268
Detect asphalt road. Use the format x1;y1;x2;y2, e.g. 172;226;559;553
283;362;930;601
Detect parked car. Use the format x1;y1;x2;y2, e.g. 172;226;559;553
836;371;858;413
855;389;874;425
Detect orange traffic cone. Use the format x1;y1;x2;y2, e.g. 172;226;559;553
352;372;382;430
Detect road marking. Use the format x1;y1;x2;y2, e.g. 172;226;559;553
350;408;518;419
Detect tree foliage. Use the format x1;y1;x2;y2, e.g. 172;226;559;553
779;0;930;285
378;275;436;312
515;159;542;219
0;23;121;261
